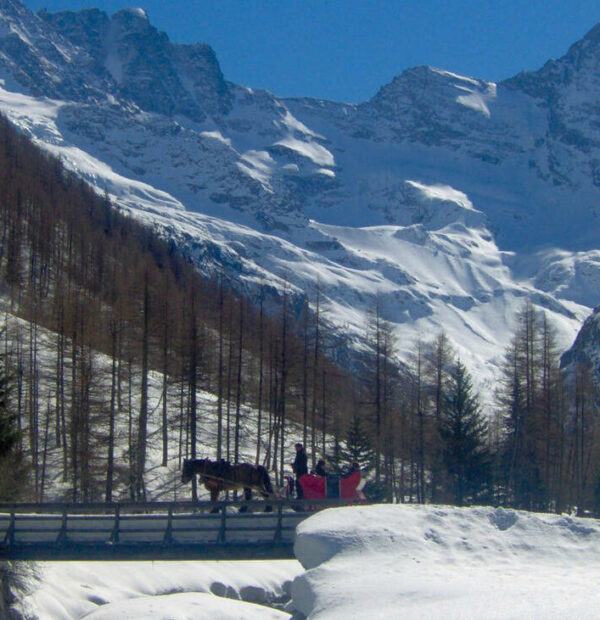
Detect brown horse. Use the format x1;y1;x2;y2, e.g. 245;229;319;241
181;458;275;509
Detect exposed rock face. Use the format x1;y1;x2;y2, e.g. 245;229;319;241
0;3;230;118
0;0;103;99
38;6;231;120
504;23;600;187
561;306;600;378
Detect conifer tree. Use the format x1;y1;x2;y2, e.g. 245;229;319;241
0;372;17;456
340;413;375;474
425;332;453;503
0;340;27;500
440;360;491;505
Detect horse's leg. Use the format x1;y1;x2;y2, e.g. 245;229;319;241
255;467;274;511
209;486;220;513
238;487;251;513
256;484;274;512
259;489;274;512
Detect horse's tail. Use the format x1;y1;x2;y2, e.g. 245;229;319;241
258;465;274;496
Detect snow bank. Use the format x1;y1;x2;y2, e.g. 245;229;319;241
19;560;302;619
82;592;289;619
292;504;600;619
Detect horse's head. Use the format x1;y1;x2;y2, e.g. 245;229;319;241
181;458;210;483
181;459;196;483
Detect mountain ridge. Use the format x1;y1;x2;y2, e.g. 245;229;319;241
1;0;600;398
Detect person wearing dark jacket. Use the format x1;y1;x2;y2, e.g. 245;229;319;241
291;442;308;498
314;459;327;477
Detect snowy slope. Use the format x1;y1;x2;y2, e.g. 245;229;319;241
0;1;600;397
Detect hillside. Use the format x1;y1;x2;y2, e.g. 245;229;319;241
0;109;353;504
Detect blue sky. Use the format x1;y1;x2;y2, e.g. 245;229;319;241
25;0;600;102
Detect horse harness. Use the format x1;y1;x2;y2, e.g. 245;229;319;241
193;468;277;498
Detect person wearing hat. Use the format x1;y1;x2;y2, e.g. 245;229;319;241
291;442;308;498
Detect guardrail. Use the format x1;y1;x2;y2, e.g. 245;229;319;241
0;499;345;560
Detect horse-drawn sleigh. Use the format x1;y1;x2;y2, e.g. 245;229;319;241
181;457;364;510
297;470;365;501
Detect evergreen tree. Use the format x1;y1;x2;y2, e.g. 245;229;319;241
340;413;375;474
341;412;386;501
425;332;454;503
0;373;17;457
440;360;491;505
0;343;27;500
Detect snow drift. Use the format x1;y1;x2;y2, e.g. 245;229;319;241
19;560;302;619
292;504;600;619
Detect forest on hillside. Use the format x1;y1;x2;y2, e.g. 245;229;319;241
0;114;599;515
0;113;358;503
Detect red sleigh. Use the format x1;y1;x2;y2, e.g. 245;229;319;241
298;471;365;501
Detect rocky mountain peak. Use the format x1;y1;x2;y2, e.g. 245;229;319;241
357;65;497;148
500;21;600;164
115;7;149;23
40;5;230;120
565;21;600;66
108;6;165;51
503;22;600;100
0;0;599;396
367;65;494;112
0;1;102;99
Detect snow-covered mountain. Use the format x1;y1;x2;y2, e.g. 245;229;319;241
0;0;599;398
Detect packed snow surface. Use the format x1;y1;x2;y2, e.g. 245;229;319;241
20;560;302;619
82;592;289;619
292;504;600;619
19;505;600;619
